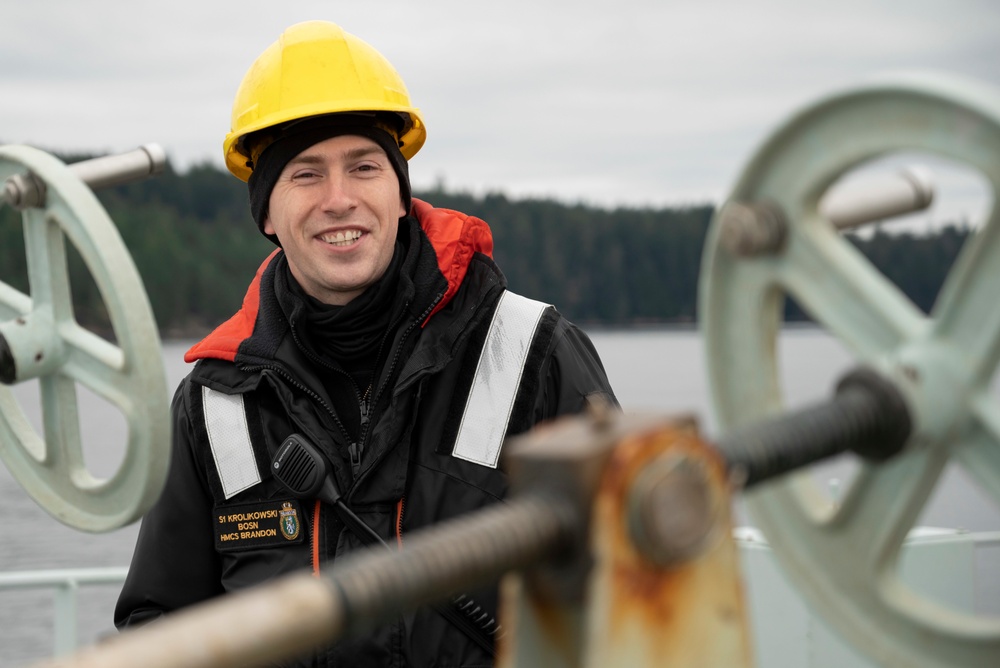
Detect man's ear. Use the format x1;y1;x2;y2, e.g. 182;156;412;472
263;215;274;236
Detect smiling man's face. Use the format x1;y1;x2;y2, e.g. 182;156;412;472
263;134;405;305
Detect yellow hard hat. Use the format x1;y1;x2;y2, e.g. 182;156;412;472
223;20;426;181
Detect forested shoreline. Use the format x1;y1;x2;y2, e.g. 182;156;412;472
0;160;972;337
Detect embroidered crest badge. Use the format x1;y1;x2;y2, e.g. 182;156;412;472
279;501;300;540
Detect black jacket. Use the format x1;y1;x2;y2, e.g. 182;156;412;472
115;200;616;667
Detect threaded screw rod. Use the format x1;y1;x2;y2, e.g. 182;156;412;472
35;493;578;668
326;491;578;636
716;367;912;489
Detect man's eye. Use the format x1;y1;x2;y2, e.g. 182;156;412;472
292;171;320;180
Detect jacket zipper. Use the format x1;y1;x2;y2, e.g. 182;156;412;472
236;362;338;577
395;497;405;550
240;360;350;447
348;397;369;478
286;326;361;448
351;292;444;485
281;325;375;480
273;289;444;485
243;290;444;571
311;499;322;576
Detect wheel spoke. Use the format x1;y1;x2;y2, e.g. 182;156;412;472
702;257;785;427
931;209;1000;386
778;221;927;360
957;393;1000;501
38;373;86;477
22;207;74;320
829;446;949;570
0;281;31;320
59;324;132;404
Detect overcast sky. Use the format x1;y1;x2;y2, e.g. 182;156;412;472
3;1;999;224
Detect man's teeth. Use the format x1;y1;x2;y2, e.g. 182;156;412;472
321;230;363;246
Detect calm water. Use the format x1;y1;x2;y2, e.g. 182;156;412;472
1;330;998;665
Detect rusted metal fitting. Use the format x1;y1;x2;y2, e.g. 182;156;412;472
627;453;722;567
717;199;788;257
580;421;751;666
502;406;665;603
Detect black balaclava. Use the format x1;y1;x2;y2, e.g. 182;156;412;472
246;113;411;246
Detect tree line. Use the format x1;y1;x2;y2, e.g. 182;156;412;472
0;158;972;338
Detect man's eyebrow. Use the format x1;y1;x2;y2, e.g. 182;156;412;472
287;146;387;166
286;154;325;166
343;146;387;161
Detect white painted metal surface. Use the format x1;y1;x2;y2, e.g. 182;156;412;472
819;165;935;230
0;146;170;532
701;74;1000;666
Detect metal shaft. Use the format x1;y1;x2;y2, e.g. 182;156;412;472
328;491;577;634
716;367;912;488
820;166;934;231
32;493;578;668
719;167;936;258
3;144;166;209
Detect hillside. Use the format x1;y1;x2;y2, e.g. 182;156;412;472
0;161;971;336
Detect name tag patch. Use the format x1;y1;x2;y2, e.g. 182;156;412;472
214;499;305;552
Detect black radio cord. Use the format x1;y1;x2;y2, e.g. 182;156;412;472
332;499;500;658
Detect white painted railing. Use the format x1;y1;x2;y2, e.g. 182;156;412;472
0;567;128;657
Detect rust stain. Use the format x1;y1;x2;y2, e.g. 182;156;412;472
526;592;577;653
500;417;752;666
497;573;580;666
589;421;753;664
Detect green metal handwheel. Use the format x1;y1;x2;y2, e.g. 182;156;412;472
700;74;1000;667
0;145;170;532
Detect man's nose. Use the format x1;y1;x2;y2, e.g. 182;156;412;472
320;173;356;214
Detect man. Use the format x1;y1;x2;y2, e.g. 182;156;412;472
115;19;616;667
